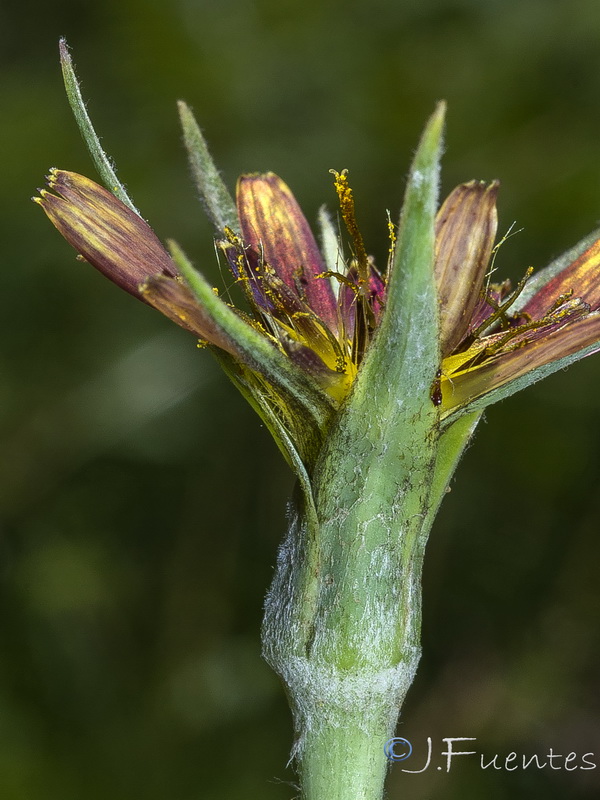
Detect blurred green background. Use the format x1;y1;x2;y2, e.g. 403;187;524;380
1;0;600;797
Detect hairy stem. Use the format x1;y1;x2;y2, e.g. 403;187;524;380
262;395;479;800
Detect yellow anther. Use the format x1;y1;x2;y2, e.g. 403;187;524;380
547;289;574;314
386;211;397;270
470;266;535;338
330;169;370;286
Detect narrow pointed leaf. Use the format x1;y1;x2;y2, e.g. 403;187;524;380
59;39;139;214
177;100;239;233
310;108;448;618
356;102;445;406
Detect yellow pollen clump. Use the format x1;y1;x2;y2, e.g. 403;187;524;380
386;212;397;267
330;169;370;286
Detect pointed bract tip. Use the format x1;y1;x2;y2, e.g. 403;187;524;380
59;37;69;60
426;100;447;138
406;102;446;186
176;100;191;123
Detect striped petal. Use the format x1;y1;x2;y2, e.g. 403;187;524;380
237;173;338;330
435;180;499;354
442;309;600;414
522;236;600;318
35;170;177;297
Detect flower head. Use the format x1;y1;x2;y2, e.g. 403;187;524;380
35;105;600;470
36;165;600;418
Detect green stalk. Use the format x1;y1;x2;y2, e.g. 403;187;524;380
262;415;480;800
263;434;443;800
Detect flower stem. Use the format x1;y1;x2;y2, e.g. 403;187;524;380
262;398;479;799
263;475;431;800
298;713;397;800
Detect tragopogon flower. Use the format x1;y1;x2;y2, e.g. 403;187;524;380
35;165;600;438
41;48;600;800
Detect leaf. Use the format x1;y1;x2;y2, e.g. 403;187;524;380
354;101;445;412
177;100;239;233
59;39;139;215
